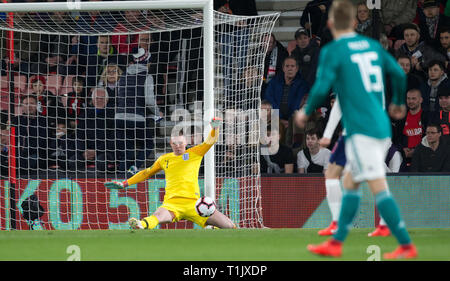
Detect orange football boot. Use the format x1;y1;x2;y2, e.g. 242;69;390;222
307;239;342;257
368;225;391;237
383;244;418;260
318;221;338;236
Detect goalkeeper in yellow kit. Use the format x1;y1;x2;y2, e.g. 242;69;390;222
104;118;236;229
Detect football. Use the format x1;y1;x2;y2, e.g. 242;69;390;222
195;196;216;217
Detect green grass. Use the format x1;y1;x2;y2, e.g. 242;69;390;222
0;228;449;261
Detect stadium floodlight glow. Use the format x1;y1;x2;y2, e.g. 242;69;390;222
0;0;279;229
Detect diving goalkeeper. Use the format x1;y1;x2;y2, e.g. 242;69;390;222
104;117;236;229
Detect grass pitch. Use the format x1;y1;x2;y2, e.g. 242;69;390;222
0;228;449;261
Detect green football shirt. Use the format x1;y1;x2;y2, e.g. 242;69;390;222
305;32;406;139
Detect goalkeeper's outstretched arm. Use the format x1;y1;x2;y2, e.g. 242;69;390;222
190;117;222;156
104;161;162;189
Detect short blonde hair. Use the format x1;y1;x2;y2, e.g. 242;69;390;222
329;0;357;30
99;64;123;86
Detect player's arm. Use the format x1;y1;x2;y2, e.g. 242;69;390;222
189;117;221;156
104;160;163;189
321;97;342;147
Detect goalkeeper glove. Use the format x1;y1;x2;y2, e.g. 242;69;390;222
104;181;128;189
210;117;222;129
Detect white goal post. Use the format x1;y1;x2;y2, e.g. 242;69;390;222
0;0;279;229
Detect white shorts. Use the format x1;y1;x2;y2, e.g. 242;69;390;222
344;134;391;183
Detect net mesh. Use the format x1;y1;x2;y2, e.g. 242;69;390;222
0;5;279;230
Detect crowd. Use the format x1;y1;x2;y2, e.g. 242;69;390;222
0;0;448;178
260;0;450;174
0;1;182;177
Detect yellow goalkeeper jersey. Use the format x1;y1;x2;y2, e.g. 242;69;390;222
126;128;218;201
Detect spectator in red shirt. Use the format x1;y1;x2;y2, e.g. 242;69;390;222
111;10;147;55
393;89;430;171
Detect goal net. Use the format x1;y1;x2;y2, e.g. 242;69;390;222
0;1;279;230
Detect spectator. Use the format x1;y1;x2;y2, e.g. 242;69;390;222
1;51;31;77
214;0;258;16
416;0;449;48
423;60;450;112
65;76;87;129
15;95;48;173
69;88;115;172
297;127;331;173
29;75;65;125
410;123;450;172
244;65;264;104
30;12;73;74
97;63;123;108
355;1;383;39
47;119;76;170
260;99;273;128
111;10;147;55
291;27;320;87
262;33;289;92
381;0;417;41
397;54;427;95
132;32;168;101
264;56;310;146
393;89;430;170
413;0;446;25
4;30;40;76
73;9;117;56
228;66;263;110
57;33;88;76
86;35;123;88
259;126;295;174
431;86;450;143
396;23;446;78
300;0;333;39
437;27;450;71
115;49;161;174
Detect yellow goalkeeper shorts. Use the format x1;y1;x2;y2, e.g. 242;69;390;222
161;197;209;228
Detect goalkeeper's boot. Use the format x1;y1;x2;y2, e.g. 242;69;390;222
318;221;337;236
129;217;144;229
368;225;391;237
307;239;342;258
383;244;418;260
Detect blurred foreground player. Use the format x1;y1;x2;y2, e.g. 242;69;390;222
295;0;417;259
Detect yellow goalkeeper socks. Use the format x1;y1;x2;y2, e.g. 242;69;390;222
141;216;159;229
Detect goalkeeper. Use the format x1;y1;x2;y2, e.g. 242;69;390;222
104;117;236;230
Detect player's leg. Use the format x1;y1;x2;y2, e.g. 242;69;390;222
205;210;236;229
366;177;417;259
307;134;366;257
307;170;361;257
348;135;416;258
319;136;346;235
319;162;344;235
129;207;175;229
331;170;362;243
368;212;391;237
